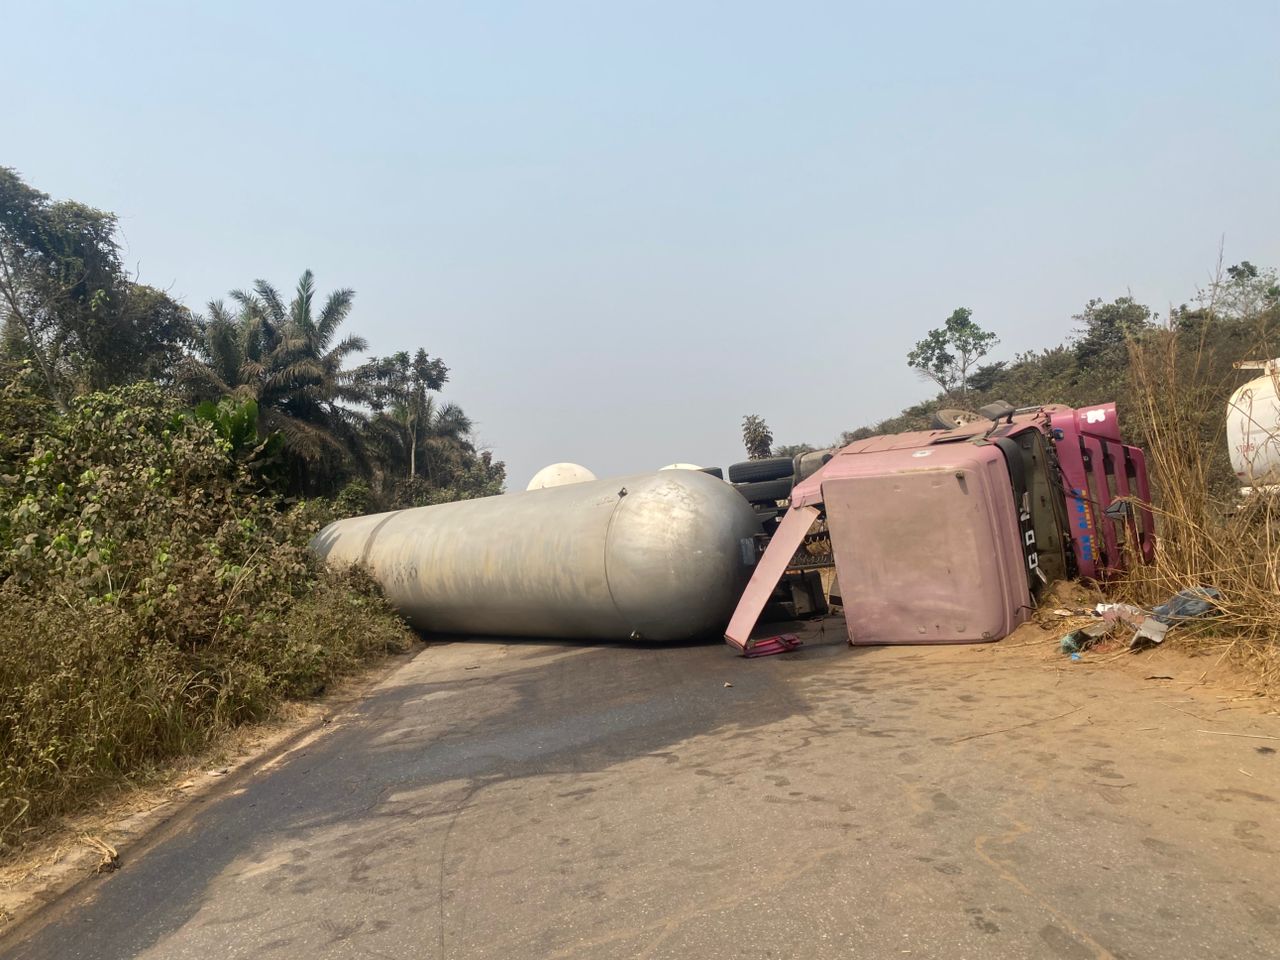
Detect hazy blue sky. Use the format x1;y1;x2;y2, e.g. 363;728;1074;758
5;1;1278;487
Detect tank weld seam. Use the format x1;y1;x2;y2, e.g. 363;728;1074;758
600;492;631;638
359;511;403;567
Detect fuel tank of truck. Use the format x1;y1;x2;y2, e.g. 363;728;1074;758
311;470;763;642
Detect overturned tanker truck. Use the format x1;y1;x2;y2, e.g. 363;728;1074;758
726;402;1155;656
312;401;1154;653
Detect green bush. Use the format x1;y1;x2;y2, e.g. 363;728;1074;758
0;383;412;852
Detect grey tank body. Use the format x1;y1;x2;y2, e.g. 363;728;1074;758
310;470;762;642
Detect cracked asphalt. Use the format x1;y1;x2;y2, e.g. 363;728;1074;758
4;625;1279;959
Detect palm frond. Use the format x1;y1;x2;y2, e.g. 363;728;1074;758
253;280;286;324
315;288;354;351
290;270;316;332
324;333;368;368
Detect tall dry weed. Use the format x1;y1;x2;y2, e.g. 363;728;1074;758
1120;296;1280;690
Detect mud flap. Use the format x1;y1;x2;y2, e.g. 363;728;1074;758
725;504;820;654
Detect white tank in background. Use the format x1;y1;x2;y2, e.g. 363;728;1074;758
659;463;703;471
1228;360;1280;489
525;462;596;491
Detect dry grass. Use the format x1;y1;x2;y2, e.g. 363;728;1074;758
1119;322;1280;692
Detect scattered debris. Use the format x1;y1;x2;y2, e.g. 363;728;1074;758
741;634;802;658
1153;587;1221;623
1073;587;1223;652
1144;675;1175;681
723;681;734;688
1130;617;1170;649
1196;730;1280;741
1060;621;1113;654
1095;602;1146;625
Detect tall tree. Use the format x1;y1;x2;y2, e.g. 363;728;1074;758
1209;262;1280;322
0;168;192;407
741;414;774;460
1072;297;1151;368
359;348;449;478
907;307;999;398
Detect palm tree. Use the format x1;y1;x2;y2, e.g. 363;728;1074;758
187;270;373;488
359;348;450;479
415;396;475;486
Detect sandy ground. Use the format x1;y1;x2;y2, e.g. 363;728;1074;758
2;613;1277;959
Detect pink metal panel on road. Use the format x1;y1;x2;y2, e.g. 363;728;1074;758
723;504;820;651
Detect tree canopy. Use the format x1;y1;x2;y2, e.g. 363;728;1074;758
741;414;774;460
906;307;999;398
0;167;193;409
1;168;504;508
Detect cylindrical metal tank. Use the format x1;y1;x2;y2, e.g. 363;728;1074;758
312;470;763;642
526;462;596;490
1228;372;1280;486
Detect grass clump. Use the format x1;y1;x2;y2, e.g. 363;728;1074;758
0;381;412;853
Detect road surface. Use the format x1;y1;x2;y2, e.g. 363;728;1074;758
4;626;1279;959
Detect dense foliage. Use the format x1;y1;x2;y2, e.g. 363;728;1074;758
0;382;413;850
2;168;505;506
741;414;774;460
840;266;1280;476
0;169;507;852
906;306;999;398
0;169;192;409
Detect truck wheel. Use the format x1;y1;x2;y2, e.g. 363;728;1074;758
728;457;794;483
932;408;983;430
734;477;793;503
699;466;724;480
794;449;834;482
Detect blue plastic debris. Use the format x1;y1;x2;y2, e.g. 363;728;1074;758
1152;587;1221;624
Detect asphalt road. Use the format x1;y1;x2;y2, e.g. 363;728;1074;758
4;625;1279;960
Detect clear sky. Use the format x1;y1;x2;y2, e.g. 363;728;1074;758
4;1;1278;487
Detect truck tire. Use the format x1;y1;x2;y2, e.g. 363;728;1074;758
728;457;794;483
699;466;724;480
795;449;834;482
932;408;983;430
734;477;793;503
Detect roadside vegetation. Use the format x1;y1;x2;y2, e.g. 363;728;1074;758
0;168;505;853
762;261;1280;686
1121;277;1280;689
869;264;1280;685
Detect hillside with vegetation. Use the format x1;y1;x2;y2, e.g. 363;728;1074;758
768;262;1280;687
0;169;505;852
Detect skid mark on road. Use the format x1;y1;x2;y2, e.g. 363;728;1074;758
437;777;492;960
974;819;1116;960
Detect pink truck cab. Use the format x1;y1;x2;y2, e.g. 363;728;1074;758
725;402;1154;655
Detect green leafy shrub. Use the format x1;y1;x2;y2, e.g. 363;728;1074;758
0;383;412;852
